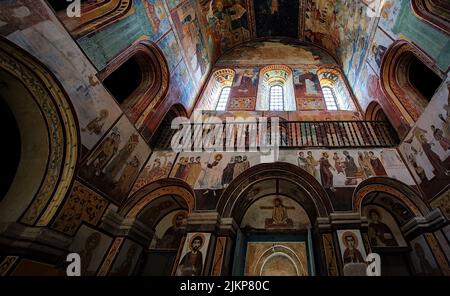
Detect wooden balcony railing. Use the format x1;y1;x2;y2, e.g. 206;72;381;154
153;120;400;150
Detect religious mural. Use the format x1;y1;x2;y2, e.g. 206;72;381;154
200;0;250;61
157;30;183;72
430;188;450;220
78;116;151;204
337;229;367;266
362;205;407;248
69;225;113;276
216;40;335;66
253;0;300;38
109;240;143;276
170;0;210;85
400;79;450;200
367;27;393;73
409;235;442;276
293;67;325;110
240;196;311;230
175;233;211;276
150;210;188;250
280;149;415;191
130;151;178;195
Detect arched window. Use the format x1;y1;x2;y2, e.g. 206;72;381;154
322;86;338;111
257;65;296;111
318;68;356;112
269;85;285;111
215;86;231;111
197;69;235;111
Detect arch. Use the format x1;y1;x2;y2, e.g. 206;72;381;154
352;177;430;217
99;40;170;125
197;68;235;111
317;66;357;111
217;162;333;223
380;40;445;124
411;0;450;34
119;178;195;219
365;101;388;121
0;37;79;226
51;0;134;38
256;65;296;111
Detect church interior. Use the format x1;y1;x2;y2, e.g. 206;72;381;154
0;0;450;277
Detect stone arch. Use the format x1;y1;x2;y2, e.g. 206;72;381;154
352;177;430;217
380;40;445;124
0;37;79;226
411;0;450;34
119;178;195;219
99;40;170;125
50;0;134;38
217;162;333;223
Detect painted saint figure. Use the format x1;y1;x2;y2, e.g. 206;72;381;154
298;152;308;171
431;125;450;151
271;198;289;225
157;212;187;249
222;157;236;187
342;232;365;264
79;232;101;276
306;151;318;178
320;152;336;192
367;209;397;247
176;235;204;276
419;134;450;177
369;151;387;176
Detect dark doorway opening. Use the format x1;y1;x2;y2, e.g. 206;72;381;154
0;96;21;201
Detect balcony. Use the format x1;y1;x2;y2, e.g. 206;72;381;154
153;120;400;151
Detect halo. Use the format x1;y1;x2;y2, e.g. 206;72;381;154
342;231;358;249
172;211;187;226
189;233;205;251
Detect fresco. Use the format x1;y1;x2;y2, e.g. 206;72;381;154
400;79;450;200
409;235;441;276
157;30;183;72
335;0;377;87
280;149;415;190
109;240;143;276
253;0;300;38
336;229;367;266
244;242;308;276
240;196;311;230
167;60;197;108
304;0;340;54
216;40;336;66
367;27;393;73
228;67;259;106
200;0;250;61
175;233;211;276
293;67;325;110
170;0;210;85
79;116;151;204
130;151;178;195
0;0;122;150
78;0;171;70
69;225;113;276
362;205;407;248
150;210;188;250
170;152;260;191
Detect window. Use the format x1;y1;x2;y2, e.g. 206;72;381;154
269;85;284;111
215;86;231;111
322;86;338;111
